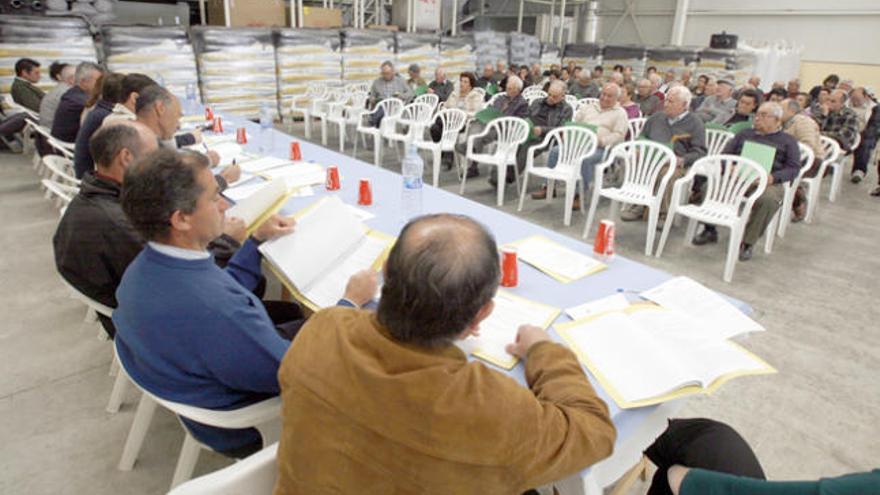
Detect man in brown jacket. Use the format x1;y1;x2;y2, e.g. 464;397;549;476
781;98;826;221
274;214;616;495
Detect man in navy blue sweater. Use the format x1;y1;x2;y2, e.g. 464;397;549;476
113;149;378;457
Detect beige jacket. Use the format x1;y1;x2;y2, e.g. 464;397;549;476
274;308;616;495
784;113;825;161
444;88;484;114
573;103;629;148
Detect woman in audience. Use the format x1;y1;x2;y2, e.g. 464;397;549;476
620;81;642;119
444;72;483;115
80;72;106;123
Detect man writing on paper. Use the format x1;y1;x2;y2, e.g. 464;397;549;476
274;214;616;495
692;102;801;261
113;148;378;458
53;121;244;338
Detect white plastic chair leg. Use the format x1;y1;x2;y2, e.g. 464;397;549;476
459;162;469;195
805;180;819;223
764;209;780;254
106;367;131;414
563;182;576;227
320;118;328;146
170;433;203;489
656;211;676;257
118;393;158;471
684;218;698;246
338;123;346;152
302;112;311;139
431;148;441;187
84;307;97;324
777;186;794;238
517;171;530;212
645;206;659;256
372;134;381;166
829;163;842;202
496;164;506;206
723;226;744;283
582;187;602;238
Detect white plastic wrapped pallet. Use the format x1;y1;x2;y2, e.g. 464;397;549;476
394;32;439;82
473;31;507;70
276;28;342;112
342;29;395;85
439;34;477;81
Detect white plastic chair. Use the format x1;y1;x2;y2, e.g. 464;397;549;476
583;141;677;255
115;346;282;489
316;88;348;146
522;86;546;99
706;128;734;156
525;93;545;105
564;94;578;108
385;102;434;158
41;178;77;213
167;443;279;495
827;133;857;202
802;136;840;223
414;93;440;114
42;155;79;185
461;117;530;206
3;93;39;120
577;97;600;113
518;126;598;226
327;90;368;152
289;84;328;139
25;117;52;171
487;92;504;107
414;108;468;187
775;142;814;239
354;98;404;166
48;136;75;160
471;87;486;101
627;117;646;141
345;81;370;93
656;155;769;282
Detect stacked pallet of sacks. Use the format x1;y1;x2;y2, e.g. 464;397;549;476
0;14;97;95
341;29;395;85
473;30;507;71
101;25;200;100
394;32;439;82
439;34;477;80
192;27;278;120
509;32;541;70
540;43;561;71
276;28;342;114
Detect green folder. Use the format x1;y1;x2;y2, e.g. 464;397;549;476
525;118;538;141
741;140;776;173
414;84;429;96
726;120;753;135
486;83;498;96
475;107;503;125
564;120;598;133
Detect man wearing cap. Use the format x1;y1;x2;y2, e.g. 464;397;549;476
406;63;425;93
694;79;736;124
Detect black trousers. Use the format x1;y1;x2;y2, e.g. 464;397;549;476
644;418;766;495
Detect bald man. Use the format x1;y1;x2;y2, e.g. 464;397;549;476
427;67;454;102
813;89;861;180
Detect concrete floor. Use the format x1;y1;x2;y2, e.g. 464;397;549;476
1;124;878;494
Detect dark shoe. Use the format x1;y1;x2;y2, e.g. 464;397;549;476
792;202;807;223
739;243;753;262
466;166;479;178
531;185;548;200
692;228;718;246
620;205;645;221
851;170;865;183
572;194;581;212
870;186;880;197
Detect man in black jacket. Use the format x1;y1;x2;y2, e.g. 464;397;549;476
53;121;245;337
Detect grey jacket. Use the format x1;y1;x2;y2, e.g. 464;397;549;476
640;111;708;168
369;75;413;105
694;95;737;125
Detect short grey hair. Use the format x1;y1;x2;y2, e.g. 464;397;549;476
784;98;801;112
666;85;693;107
507;75;523;91
761;102;784;119
603;82;622;98
60;64;76;83
75;62;102;85
548;80;567;95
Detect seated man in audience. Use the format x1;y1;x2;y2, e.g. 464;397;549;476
694;79;736;124
781;98;825;221
849;86;875;132
458;75;529;178
859;105;880;196
592;65;605;81
504;80;573;187
809;74;838;101
812;89;861;180
569;69;601;99
113;148;378;457
427;67;454;102
634;78;662;116
724;88;761;127
808;87;830;116
658;69;676;94
273;214;616;494
54;121;244;337
679;70;692;90
103;72;155;124
493;60;507;83
51;62;103;143
39;62;74;131
405;63;425;93
531;82;628;210
529;62;543;87
73;73;124;178
765;87;787;103
10;58;44;112
624;86;707;221
787;78;800;98
650;73;666;102
476;63;495;88
693;102;801;261
367;60;413;127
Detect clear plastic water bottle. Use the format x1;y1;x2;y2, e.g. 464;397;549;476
401;144;424;220
258;103;273;153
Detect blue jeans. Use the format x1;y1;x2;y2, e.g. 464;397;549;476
546;145;605;189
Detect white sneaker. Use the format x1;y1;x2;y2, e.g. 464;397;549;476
851;170;865;183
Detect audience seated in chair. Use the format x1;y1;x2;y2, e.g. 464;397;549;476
694;79;736;124
50;62;103;143
427;67;454;103
724;88;761;127
39;62;74;132
11;57;44;113
634;78;662;117
73;72;124;178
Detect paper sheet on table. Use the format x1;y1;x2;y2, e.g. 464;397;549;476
208;142;245;167
347;205;375;221
565;293;630;321
223;180;265;202
260;163;325;190
180;114;207;124
508;235;606;283
237;156;294;174
202;134;234;146
640;276;764;340
225;178;289;230
456;291;560;370
302;233;392;308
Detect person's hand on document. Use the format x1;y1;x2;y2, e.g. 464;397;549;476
505;324;551;358
222;216;247;243
343;269;379;307
219;162;240;183
207;149;222;168
253;214;296;242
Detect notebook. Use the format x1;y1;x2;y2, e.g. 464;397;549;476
741;140;776;173
455;291;560;370
259;196;394;311
556;304;775;408
506;235;606;283
224;178;290;233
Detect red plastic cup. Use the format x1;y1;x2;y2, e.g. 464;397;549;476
290;141;302;161
235;127;247;144
594;220;616;260
500;246;518;287
205;107;214;122
212;116;223;133
325;165;341;190
358;178;372;206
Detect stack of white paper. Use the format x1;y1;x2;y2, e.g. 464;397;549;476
260;163;326;190
565;293;630;321
512;235;606;283
225;179;288;228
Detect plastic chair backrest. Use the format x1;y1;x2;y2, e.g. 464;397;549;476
610;140;676;191
435;108;468;146
43;155;80;185
692;154;768;209
564;94;578;107
525;94;545;105
414;93;439;112
487;117;530;156
47;136;75;159
627;117;646;140
543;126;598;174
167;443;279;495
41;178;76;206
347;90;369;111
706;128;734;156
397;102;434;139
58;275;114;317
577;98;600;112
522;86;545;98
796;142;815;179
471;87;486;100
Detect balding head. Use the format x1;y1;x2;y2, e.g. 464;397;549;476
829;89;848;112
59;64;76;85
599;82;621;110
377;214;500;348
780;98;801;122
434;67;446;82
546;80;567;105
90;120;158;180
